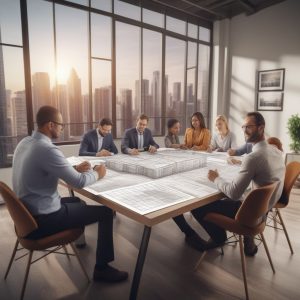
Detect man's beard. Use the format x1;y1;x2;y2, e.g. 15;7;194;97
245;131;261;143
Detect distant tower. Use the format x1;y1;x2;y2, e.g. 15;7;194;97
120;88;132;131
94;86;112;121
67;68;83;137
152;71;161;133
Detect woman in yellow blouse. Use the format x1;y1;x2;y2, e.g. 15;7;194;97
184;112;211;151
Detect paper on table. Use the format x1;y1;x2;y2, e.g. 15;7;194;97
67;156;105;168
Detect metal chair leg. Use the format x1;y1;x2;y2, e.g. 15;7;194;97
260;233;275;274
239;236;249;300
276;209;294;254
4;239;19;279
194;251;207;271
20;250;33;300
70;243;90;283
63;245;71;260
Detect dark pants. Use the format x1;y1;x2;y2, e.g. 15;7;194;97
173;214;195;236
26;197;114;266
191;199;242;244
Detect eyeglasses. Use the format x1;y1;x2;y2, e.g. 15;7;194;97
241;124;257;131
51;121;65;129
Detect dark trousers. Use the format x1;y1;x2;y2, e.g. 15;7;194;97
26;197;114;266
191;199;242;244
173;214;195;236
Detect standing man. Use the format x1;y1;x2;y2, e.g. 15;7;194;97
12;106;128;282
79;118;118;156
191;112;285;256
121;114;159;155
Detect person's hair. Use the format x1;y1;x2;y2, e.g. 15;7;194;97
137;113;149;122
36;106;60;128
215;115;229;131
191;112;206;129
99;118;113;127
246;111;265;126
267;137;283;152
167;118;179;129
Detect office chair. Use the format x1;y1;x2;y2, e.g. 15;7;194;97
0;181;90;300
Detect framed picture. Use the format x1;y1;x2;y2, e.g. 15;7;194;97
257;91;284;111
258;68;285;91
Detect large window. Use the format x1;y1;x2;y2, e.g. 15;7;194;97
0;0;212;168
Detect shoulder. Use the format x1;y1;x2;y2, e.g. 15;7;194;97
83;129;96;138
203;128;211;134
145;128;152;135
185;128;193;134
125;127;135;135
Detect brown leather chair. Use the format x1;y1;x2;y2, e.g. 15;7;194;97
194;182;278;300
268;161;300;254
0;181;90;300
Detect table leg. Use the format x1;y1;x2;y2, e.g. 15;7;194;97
68;187;75;197
129;225;152;300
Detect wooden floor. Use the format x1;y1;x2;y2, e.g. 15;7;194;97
1;187;300;300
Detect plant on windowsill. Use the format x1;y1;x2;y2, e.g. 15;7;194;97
287;114;300;153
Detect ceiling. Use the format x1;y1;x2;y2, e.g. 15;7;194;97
147;0;287;23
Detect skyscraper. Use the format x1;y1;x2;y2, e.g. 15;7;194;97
67;68;83;137
94;86;112;121
152;71;161;134
120;88;132;132
32;72;51;118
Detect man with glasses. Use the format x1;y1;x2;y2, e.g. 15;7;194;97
12;106;128;282
190;112;285;256
79;118;118;157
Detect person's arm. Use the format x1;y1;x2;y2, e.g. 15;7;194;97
111;140;118;154
234;143;248;156
213;155;256;200
210;133;218;151
164;136;180;148
148;131;159;149
121;130;130;154
230;131;237;149
79;133;97;156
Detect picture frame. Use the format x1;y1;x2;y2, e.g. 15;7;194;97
257;91;284;111
258;68;285;91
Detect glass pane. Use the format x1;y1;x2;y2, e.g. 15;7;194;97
197;44;210;119
28;0;55;119
66;0;88;5
114;0;141;21
91;13;112;59
199;26;210;43
186;69;196;128
143;29;162;136
187;41;197;68
56;5;89;140
116;22;140;138
91;0;112;12
188;23;197;39
166;16;186;35
92;60;112;122
0;46;26;167
143;8;164;28
165;36;185;133
0;0;22;45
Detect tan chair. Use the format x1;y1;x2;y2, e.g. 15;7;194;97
268;161;300;254
194;182;278;300
0;181;90;300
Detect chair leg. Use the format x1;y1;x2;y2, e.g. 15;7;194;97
70;243;90;283
273;209;278;229
276;209;294;254
194;251;207;271
20;250;33;300
239;235;249;300
4;239;19;280
260;233;275;274
63;245;71;260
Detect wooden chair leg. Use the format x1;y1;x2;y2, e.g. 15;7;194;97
276;209;294;254
20;250;33;300
63;245;71;260
260;233;275;274
4;239;19;280
194;251;207;271
239;236;249;300
70;243;90;283
273;209;278;229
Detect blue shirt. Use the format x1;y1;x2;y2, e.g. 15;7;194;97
12;131;98;215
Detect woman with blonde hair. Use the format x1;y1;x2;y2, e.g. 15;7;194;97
184;112;211;151
209;115;237;152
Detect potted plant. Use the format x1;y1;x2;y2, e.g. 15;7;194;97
287;114;300;153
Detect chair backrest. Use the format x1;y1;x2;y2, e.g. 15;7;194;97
0;181;38;238
278;161;300;205
235;182;278;228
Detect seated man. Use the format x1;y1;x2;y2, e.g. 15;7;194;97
121;114;159;155
12;106;128;282
79;118;118;156
191;112;285;256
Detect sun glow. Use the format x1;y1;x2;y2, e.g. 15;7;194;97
55;67;70;84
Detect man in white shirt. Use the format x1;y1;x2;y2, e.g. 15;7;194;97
191;112;285;256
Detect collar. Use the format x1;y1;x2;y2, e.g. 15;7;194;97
96;129;104;138
136;128;144;135
32;130;52;143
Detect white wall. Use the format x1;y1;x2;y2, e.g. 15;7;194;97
212;0;300;150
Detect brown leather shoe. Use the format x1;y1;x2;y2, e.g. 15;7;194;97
93;265;128;283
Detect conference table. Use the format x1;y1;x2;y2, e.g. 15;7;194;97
64;151;240;300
